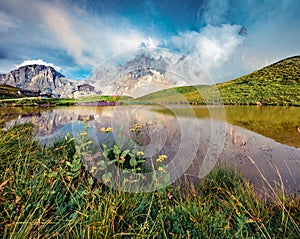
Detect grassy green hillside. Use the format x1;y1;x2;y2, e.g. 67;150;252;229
217;56;300;105
0;94;129;107
0;84;22;99
130;85;210;104
134;56;300;106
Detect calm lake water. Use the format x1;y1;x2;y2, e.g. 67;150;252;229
1;105;300;194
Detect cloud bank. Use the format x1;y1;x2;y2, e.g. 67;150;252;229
168;24;245;69
0;0;299;82
0;0;151;75
34;1;155;68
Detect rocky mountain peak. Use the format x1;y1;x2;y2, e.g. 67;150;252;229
123;53;169;73
87;48;208;97
0;64;78;97
238;26;247;36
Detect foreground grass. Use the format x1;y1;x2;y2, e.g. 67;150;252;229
1;124;300;238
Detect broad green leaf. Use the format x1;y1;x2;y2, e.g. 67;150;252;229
121;149;130;157
88;177;94;185
113;145;121;155
107;159;118;165
130;157;137;167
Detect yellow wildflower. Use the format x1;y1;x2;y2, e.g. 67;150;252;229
90;166;97;174
100;127;106;133
105;127;113;133
156;154;168;163
82;117;90;121
134;123;142;130
136;151;144;156
100;127;113;133
130;128;135;132
157;166;165;172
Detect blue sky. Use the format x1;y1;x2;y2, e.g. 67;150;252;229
0;0;300;82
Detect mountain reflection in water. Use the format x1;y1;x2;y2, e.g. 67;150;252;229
2;105;300;195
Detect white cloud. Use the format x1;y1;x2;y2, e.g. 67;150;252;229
34;1;150;68
241;1;300;70
200;0;300;73
169;24;246;70
2;0;299;82
15;59;61;72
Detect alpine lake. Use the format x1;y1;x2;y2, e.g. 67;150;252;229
1;104;300;196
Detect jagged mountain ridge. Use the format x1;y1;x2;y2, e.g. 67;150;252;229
0;50;210;98
123;53;170;73
89;53;173;97
0;65;78;97
90;49;207;97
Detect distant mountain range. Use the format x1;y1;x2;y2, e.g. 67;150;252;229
89;49;208;97
0;49;200;98
90;53;172;97
0;65;78;98
0;53;299;103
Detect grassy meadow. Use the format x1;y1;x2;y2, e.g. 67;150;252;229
1;124;300;238
0;84;22;100
0;95;128;107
